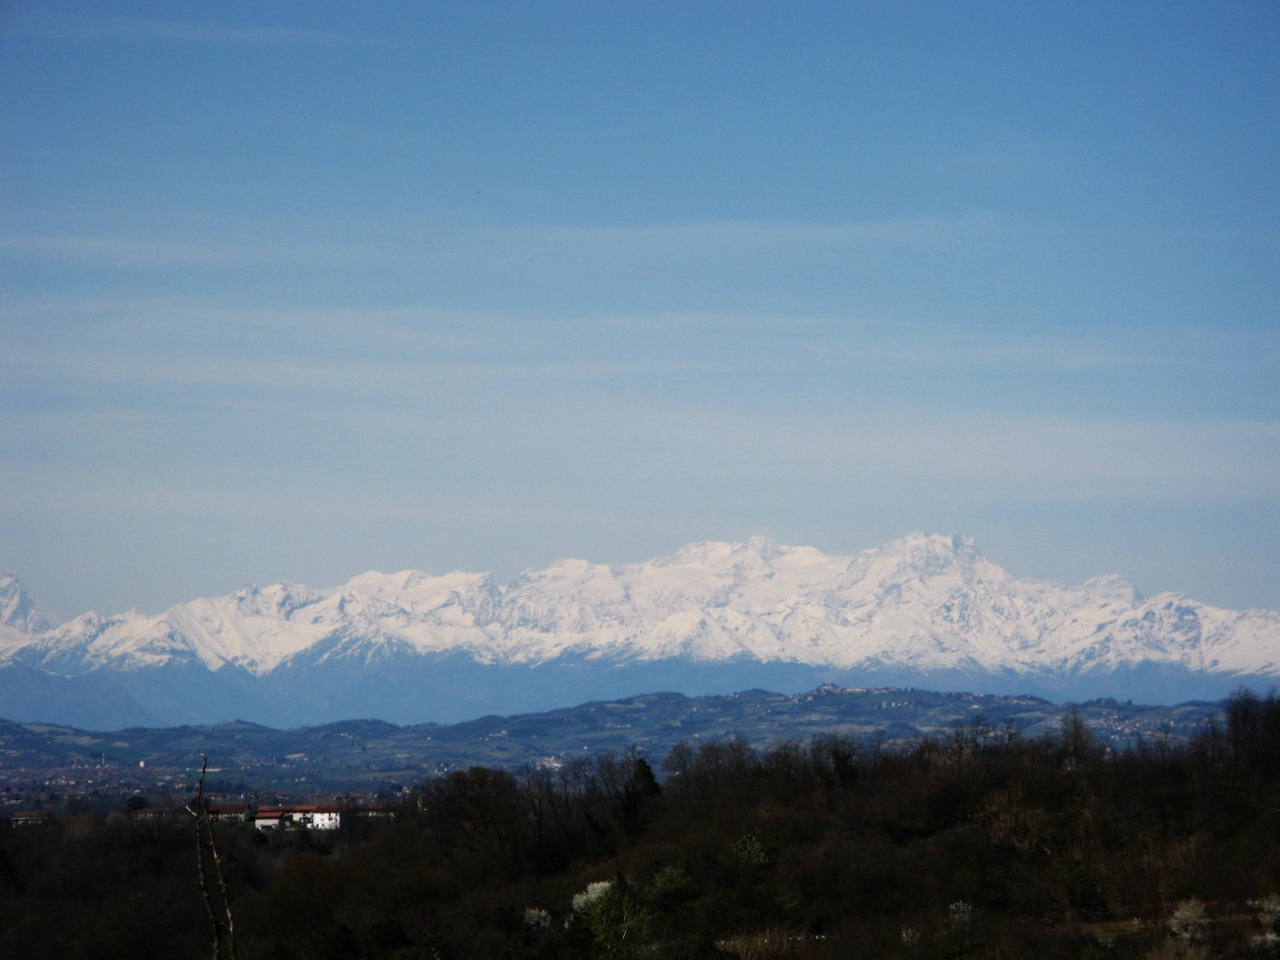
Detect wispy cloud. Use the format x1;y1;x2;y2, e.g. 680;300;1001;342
16;14;359;47
509;398;1280;495
0;207;1004;271
0;232;379;269
4;296;1274;411
515;212;1003;252
6;397;1278;511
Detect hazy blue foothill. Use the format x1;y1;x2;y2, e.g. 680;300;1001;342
0;685;1225;793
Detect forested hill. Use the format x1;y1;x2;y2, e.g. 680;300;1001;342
1;685;1222;794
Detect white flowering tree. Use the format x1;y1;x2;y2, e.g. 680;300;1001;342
565;877;650;957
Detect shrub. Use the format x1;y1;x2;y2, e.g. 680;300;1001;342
1168;898;1210;941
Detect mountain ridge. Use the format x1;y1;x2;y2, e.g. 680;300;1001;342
1;533;1276;728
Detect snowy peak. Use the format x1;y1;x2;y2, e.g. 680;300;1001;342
885;530;979;562
661;535;785;569
343;569;500;607
0;573;59;634
639;537;849;601
855;531;984;580
1;535;1277;696
834;532;994;601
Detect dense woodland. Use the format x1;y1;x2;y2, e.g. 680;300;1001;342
2;689;1279;960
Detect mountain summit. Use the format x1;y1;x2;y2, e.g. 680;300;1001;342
1;534;1276;728
0;573;59;653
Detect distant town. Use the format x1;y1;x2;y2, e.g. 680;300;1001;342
0;685;1225;822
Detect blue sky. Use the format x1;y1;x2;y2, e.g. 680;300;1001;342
2;1;1278;618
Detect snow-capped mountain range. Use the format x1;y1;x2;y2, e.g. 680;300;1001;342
1;533;1277;729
